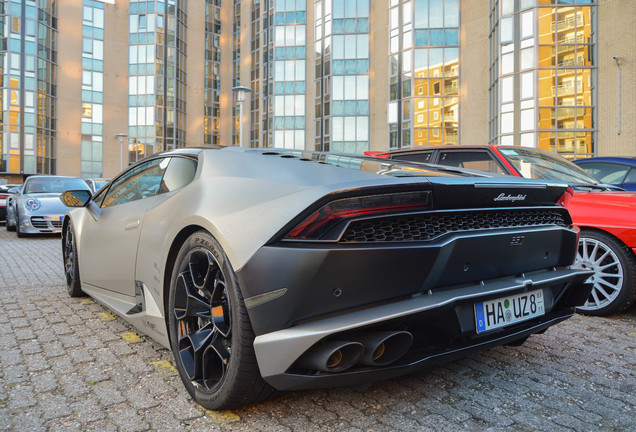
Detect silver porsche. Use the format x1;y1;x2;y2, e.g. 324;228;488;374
60;147;593;409
6;175;91;236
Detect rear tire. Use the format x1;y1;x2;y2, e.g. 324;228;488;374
167;230;277;410
63;221;84;297
575;230;636;316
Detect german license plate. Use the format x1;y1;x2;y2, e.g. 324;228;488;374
475;289;545;333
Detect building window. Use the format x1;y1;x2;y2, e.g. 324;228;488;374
390;0;460;149
490;0;597;158
315;0;369;154
262;0;306;150
204;0;222;146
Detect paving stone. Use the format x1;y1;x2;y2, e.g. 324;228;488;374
1;228;635;432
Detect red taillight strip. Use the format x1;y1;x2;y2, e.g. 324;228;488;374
287;191;431;240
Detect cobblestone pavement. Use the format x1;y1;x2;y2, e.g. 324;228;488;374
0;228;634;432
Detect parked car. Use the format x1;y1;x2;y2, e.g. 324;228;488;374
0;184;21;223
60;147;592;409
6;175;91;237
369;145;636;316
574;156;636;191
85;178;111;193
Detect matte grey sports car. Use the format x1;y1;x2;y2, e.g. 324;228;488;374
6;175;91;236
60;147;593;409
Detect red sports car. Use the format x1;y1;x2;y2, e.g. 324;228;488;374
368;145;636;316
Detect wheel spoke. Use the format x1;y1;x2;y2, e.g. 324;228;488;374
588;241;599;262
591;289;601;306
592;250;611;266
211;275;231;338
597;278;620;291
174;273;211;320
202;334;231;389
597;271;622;280
178;324;214;381
580;238;590;261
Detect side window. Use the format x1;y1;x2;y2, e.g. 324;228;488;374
438;151;507;174
159;157;197;193
623;168;636;185
393;151;434;163
101;158;169;208
578;162;629;184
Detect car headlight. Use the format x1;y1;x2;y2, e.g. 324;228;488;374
25;198;41;211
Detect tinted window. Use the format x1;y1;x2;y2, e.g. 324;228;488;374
624;168;636;184
102;158;169;208
577;162;629;184
92;183;109;207
438;151;507;174
392;151;434;163
159;157;197;193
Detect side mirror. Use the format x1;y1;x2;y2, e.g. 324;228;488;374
60;190;92;207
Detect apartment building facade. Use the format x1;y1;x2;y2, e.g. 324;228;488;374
0;0;633;182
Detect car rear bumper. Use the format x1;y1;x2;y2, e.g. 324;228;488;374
238;226;579;336
236;224;591;390
253;268;592;390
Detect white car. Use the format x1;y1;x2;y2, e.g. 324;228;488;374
60;147;593;409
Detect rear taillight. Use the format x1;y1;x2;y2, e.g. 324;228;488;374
557;187;574;208
0;194;7;200
286;191;431;241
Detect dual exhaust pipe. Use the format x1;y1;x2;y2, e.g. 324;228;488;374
298;331;413;373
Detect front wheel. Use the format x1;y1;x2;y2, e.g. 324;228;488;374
63;221;84;297
6;211;15;231
15;213;24;238
168;231;276;410
574;230;636;316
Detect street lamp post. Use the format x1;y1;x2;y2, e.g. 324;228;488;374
115;133;128;172
232;86;251;147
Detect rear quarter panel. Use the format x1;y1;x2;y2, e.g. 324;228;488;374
567;192;636;250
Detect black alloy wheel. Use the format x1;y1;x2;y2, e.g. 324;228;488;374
63;221;84;297
168;231;276;410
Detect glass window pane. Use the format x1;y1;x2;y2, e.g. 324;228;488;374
521;72;534;99
501;17;513;43
445;0;459;27
521;11;534;38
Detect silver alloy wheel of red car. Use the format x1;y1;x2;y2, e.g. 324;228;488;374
574;230;636;316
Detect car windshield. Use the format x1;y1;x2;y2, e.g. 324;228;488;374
499;147;602;185
24;177;90;194
94;180;109;189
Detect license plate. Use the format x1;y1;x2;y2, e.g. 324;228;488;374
475;289;545;333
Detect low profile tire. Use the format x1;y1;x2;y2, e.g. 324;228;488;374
575;230;636;316
63;221;84;297
168;231;277;410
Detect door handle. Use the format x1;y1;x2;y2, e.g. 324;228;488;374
125;219;140;231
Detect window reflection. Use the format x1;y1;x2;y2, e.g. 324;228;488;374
492;1;596;157
395;0;459;149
